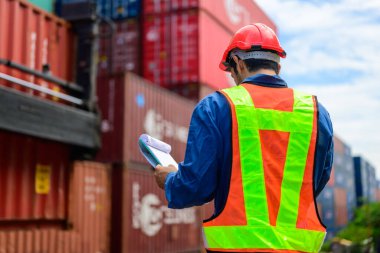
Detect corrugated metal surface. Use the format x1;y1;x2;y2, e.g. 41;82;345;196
98;19;141;76
0;229;81;252
68;161;111;253
142;14;172;87
96;72;195;164
141;2;276;91
0;0;74;102
0;130;69;220
170;10;199;85
199;0;277;33
143;0;276;34
112;166;201;253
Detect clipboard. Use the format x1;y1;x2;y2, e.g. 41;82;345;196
138;134;178;169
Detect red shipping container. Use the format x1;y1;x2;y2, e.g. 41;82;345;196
68;161;111;253
0;130;69;221
112;166;201;253
0;0;74;102
0;229;81;253
143;6;274;91
142;14;172;87
143;0;277;33
96;72;194;164
170;10;199;85
334;187;348;226
98;19;141;76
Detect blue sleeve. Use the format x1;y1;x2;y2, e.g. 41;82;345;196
314;102;334;196
164;94;224;208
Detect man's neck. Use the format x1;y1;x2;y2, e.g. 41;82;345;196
246;69;277;77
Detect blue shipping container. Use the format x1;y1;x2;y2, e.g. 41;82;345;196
56;0;140;20
112;0;141;19
354;156;377;206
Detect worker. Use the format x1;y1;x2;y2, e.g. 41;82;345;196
154;23;333;253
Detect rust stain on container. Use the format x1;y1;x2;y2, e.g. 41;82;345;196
96;72;195;164
0;130;69;221
0;0;74;102
111;165;202;253
69;161;111;253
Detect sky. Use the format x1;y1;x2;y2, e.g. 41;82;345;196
255;0;380;177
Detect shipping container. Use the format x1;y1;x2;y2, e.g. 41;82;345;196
0;229;81;253
142;4;273;92
28;0;54;12
334;187;348;227
96;72;195;164
69;161;111;253
142;14;172;87
56;0;140;20
0;130;70;221
332;136;356;220
111;165;201;253
112;0;141;19
98;18;141;76
142;0;277;34
0;0;74;102
354;156;378;206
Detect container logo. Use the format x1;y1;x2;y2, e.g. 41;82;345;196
224;0;251;25
132;182;196;237
144;109;188;143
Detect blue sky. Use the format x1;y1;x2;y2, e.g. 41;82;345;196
255;0;380;176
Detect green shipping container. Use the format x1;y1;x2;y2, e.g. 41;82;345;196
28;0;54;12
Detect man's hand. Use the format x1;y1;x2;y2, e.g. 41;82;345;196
154;164;178;189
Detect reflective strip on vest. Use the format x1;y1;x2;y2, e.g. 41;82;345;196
203;85;326;253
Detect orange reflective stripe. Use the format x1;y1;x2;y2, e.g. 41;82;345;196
243;84;294;112
203;90;247;226
260;130;290;226
296;96;325;231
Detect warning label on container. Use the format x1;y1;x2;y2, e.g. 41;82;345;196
35;164;52;194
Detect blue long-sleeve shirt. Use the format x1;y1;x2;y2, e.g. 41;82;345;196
165;74;334;218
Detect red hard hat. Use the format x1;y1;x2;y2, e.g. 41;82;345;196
219;23;286;71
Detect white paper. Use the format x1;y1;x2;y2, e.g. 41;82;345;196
149;145;178;169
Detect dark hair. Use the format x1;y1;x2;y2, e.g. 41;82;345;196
243;58;280;75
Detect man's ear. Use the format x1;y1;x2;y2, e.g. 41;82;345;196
278;63;281;74
232;55;245;72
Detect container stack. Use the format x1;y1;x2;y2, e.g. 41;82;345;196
0;0;107;252
353;156;378;206
96;72;200;253
141;0;278;100
96;0;142;77
93;1;288;252
317;135;357;239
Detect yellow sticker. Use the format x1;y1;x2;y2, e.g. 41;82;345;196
35;164;51;194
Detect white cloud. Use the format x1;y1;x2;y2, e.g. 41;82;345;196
255;0;380;176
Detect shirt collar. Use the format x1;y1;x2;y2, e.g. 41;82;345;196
242;74;288;88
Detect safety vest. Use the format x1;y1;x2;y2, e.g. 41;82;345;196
203;84;326;253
